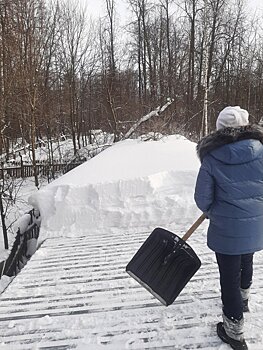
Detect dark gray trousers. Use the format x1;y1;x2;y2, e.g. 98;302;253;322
215;252;254;320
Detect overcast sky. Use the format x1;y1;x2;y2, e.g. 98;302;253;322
82;0;263;20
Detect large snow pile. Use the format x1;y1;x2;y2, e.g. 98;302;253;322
29;135;201;238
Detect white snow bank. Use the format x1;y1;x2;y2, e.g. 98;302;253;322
29;135;201;238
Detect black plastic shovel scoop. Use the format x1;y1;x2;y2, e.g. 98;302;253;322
126;213;206;306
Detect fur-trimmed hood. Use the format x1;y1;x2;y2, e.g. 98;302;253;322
197;124;263;163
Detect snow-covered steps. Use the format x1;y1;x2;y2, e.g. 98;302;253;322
0;228;263;349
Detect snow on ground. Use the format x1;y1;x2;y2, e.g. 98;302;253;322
5;130;113;165
1;133;201;296
0;130;112;262
28;135;201;240
0;133;263;349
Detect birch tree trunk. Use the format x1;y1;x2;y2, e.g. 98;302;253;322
202;0;209;137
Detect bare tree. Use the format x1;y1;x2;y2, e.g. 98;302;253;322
185;0;200;109
0;174;24;250
59;0;96;154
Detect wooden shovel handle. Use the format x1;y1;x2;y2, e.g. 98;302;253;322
181;213;207;241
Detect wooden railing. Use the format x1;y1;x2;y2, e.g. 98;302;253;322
1;161;84;179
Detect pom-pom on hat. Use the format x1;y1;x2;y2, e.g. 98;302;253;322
216;106;249;130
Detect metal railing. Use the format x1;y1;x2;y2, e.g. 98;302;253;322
3;210;40;277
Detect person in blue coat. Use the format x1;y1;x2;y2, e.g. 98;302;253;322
194;106;263;350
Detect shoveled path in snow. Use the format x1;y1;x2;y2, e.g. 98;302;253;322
0;224;263;350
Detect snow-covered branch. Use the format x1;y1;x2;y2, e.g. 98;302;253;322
123;98;174;140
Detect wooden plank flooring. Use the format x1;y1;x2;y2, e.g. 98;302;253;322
0;228;262;349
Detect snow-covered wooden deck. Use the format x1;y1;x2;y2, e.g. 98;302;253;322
0;227;263;349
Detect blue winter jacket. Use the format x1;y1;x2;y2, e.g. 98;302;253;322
194;125;263;255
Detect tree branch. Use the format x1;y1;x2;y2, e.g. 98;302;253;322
123;98;174;139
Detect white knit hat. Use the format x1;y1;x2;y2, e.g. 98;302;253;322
216;106;249;130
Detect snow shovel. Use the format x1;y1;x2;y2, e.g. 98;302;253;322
126;213;206;306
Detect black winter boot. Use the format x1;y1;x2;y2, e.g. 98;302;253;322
217;322;248;350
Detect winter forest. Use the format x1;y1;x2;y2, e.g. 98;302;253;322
0;0;263;240
1;1;263;347
1;0;263;156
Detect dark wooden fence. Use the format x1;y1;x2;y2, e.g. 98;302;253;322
1;161;84;179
